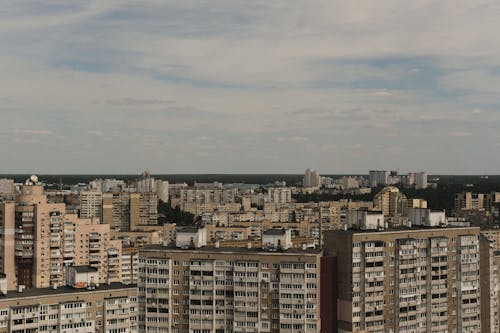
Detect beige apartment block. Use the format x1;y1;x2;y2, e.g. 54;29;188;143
0;283;137;333
103;192;130;230
373;186;407;217
1;185;68;290
103;192;157;231
138;245;323;333
2;184;131;291
324;226;481;333
111;229;162;247
70;215;122;284
130;192;158;228
454;192;485;211
204;225;253;242
79;190;103;219
121;246;139;285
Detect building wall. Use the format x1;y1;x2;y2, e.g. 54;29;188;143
480;237;499;333
0;202;16;291
320;256;337;333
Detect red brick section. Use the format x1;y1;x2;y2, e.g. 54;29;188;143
321;255;337;333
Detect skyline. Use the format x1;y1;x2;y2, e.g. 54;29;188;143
1;1;500;174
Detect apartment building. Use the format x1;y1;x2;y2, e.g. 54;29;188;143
372;186;407;217
0;185;67;290
303;168;321;188
138;229;333;333
266;188;292;204
103;192;131;230
121;247;139;285
130;192;158;228
0;283;137;333
69;215;123;284
454;192;486;211
415;172;428;190
369;170;390;187
79;190;103;219
1;183;129;291
179;188;238;215
103;192;157;231
324;226;481;333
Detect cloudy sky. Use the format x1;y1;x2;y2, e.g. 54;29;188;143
1;1;500;174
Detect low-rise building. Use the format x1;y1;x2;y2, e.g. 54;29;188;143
0;283;137;333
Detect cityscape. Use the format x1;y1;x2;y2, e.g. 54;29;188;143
2;1;500;333
0;171;499;332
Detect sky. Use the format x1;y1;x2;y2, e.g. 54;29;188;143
1;1;500;174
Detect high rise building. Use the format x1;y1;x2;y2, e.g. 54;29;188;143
415;172;428;190
303;168;321;188
1;181;127;291
454;192;486;211
67;214;123;284
103;192;131;230
138;228;334;333
79;190;103;219
0;178;15;197
266;187;292;203
102;192;157;231
324;226;481;333
179;188;238;215
137;171;156;193
11;184;66;289
130;192;158;228
90;179;126;192
369;170;390;187
372;186;407;217
155;180;169;202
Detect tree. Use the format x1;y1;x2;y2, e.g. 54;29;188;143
158;200;196;226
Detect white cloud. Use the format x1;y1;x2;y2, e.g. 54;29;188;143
1;1;500;173
12;129;54;136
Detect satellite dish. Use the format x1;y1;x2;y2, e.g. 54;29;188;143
30;175;38;184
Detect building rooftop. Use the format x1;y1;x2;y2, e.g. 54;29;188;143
334;225;479;234
141;244;321;255
365;210;383;215
177;226;200;233
263;228;286;235
0;283;136;300
73;266;98;273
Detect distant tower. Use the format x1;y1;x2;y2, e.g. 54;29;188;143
303;168;321;188
137;171;156;193
415;172;428;189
